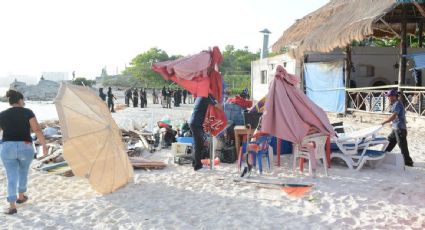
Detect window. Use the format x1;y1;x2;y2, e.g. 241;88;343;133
358;65;374;77
261;70;267;84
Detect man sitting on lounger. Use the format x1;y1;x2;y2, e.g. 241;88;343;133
381;89;414;167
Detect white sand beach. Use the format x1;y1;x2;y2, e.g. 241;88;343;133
1;103;425;229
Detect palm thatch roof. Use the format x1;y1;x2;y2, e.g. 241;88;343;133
272;0;425;58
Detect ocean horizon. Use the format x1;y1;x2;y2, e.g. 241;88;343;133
0;87;58;121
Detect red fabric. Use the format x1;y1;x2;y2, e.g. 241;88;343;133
152;46;227;134
209;70;223;102
203;105;227;136
227;96;253;109
168;75;210;98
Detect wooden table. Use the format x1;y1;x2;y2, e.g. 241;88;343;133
234;125;255;157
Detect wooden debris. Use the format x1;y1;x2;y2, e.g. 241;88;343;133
130;157;167;170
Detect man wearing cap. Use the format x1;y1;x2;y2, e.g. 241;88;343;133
381;89;414;167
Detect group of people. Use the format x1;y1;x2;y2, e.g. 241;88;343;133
124;88;148;108
161;87;192;109
99;87;116;113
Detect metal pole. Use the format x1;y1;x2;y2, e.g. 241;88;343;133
398;6;407;94
210;136;214;170
344;46;352;114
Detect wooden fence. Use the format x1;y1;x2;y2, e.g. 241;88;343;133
346;85;425;116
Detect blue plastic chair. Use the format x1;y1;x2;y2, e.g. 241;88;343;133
239;134;273;174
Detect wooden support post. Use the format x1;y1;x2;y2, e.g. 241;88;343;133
344;46;352;114
398;6;407;95
419;21;423;48
418;21;423;114
300;55;307;93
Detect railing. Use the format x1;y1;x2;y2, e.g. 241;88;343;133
346;85;425;116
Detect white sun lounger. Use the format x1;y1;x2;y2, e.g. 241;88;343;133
330;125;389;170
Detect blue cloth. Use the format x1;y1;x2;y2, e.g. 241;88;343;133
270;137;293;155
405;52;425;70
1;141;34;202
189;97;214;127
304;62;345;113
390;100;406;130
224;103;244;126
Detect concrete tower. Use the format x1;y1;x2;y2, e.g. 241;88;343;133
260;29;271;59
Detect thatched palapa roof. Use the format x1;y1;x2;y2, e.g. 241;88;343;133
272;0;425;58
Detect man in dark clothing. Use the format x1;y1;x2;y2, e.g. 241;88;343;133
139;88;145;108
125;88;132;107
133;88;139;108
162;87;167;108
183;90;188;104
177;89;182;106
152;89;157;104
166;88;172;108
382;89;414;167
99;88;106;102
189;95;218;171
142;89;147;107
107;87;116;112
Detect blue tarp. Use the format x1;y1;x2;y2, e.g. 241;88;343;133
304;62;345;113
405;52;425;70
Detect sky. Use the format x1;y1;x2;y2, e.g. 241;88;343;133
0;0;328;83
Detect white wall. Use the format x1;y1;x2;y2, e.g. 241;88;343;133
251;54;297;101
307;47;425;87
251;47;425;101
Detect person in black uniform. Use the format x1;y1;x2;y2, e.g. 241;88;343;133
99;88;106;102
107;87;116;112
133;88;139;108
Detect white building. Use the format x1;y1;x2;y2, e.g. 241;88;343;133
41;72;68;82
251;47;425;102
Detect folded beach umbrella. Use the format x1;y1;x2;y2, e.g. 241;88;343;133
54;83;134;194
261;65;335;143
152;47;227;136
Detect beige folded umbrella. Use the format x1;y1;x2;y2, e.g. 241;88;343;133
54;83;134;194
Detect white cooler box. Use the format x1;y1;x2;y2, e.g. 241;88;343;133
171;142;192;156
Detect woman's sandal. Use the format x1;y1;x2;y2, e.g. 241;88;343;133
16;195;28;204
4;208;17;215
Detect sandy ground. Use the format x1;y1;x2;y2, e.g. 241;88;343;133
1;102;425;229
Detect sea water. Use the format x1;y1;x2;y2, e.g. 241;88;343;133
0;87;58;121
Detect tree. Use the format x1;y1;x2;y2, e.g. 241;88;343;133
123;48;171;88
73;77;95;87
221;45;259;75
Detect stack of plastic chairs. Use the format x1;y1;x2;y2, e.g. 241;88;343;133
238;133;273;175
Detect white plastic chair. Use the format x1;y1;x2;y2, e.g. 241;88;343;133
293;133;328;177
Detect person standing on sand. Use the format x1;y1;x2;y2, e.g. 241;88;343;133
0;90;48;215
142;88;147;108
99;88;106;102
189;95;221;171
183;89;188;104
152;89;157;104
162;86;167;108
188;91;193;104
139;88;145;108
166;88;172;109
125;88;132;107
107;87;116;113
133;88;139;108
381;89;414;167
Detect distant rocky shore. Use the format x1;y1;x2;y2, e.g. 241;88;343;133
1;79;60;101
